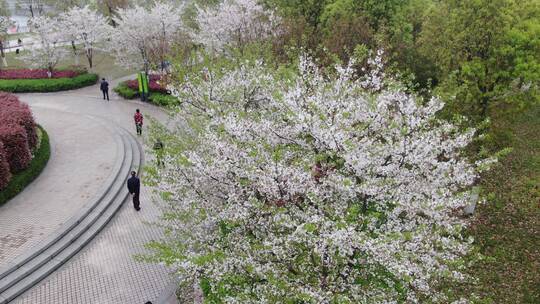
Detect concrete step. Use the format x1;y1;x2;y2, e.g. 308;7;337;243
0;120;143;303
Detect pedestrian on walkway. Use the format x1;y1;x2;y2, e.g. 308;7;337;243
127;171;141;211
100;78;109;101
134;109;144;135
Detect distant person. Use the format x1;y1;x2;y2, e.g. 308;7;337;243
16;38;22;54
127;171;141;211
134;109;143;135
100;78;109;101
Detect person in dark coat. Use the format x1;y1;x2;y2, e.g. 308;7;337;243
127;171;141;211
100;78;109;101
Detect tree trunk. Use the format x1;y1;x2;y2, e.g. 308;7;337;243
29;5;34;18
71;41;80;65
87;48;93;68
107;5;116;27
0;41;6;67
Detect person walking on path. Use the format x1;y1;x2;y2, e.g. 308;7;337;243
100;78;109;101
127;171;141;211
134;109;144;135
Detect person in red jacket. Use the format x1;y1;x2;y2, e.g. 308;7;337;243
134;109;143;135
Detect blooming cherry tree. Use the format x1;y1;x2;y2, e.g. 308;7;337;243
195;0;281;53
23;16;67;77
109;2;184;75
59;5;110;68
150;55;493;302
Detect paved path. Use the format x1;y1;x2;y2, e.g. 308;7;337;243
0;109;117;268
1;81;177;303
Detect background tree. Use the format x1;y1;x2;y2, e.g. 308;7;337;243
194;0;280;54
419;0;540;124
23;16;66;76
44;0;86;12
96;0;127;27
148;53;496;303
0;15;13;68
15;0;46;17
59;5;109;68
109;2;184;75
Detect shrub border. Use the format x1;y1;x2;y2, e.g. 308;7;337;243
114;80;178;106
0;73;99;93
0;125;51;206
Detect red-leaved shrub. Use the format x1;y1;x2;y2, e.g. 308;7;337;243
0;92;38;150
0;69;82;79
126;75;169;94
0;123;31;173
0;142;12;190
0;93;37;175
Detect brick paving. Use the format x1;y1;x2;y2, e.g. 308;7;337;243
3;83;177;304
15;189;172;304
0;109;117;269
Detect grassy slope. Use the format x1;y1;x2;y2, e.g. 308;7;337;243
3;47;134;80
464;105;540;303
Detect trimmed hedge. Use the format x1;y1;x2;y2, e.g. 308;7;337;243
0;69;83;79
0;142;11;190
113;81;138;99
114;80;179;106
126;75;168;94
0;73;98;93
0;125;50;206
148;93;178;106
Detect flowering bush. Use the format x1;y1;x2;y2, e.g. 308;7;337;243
0;142;11;190
0;92;38;150
150;54;495;303
126;75;168;94
0;69;83;79
0;124;31;173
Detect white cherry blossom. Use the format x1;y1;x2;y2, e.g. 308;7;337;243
152;53;492;303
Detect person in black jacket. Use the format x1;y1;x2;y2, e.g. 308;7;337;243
127;171;141;211
100;78;109;101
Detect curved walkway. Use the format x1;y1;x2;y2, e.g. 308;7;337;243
0;109;118;268
0;81;177;303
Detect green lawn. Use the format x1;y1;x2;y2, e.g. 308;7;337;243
457;105;540;303
3;47;135;80
6;32;31;41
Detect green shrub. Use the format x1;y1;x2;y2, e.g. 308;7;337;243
0;73;98;93
0;125;50;206
149;93;179;106
113;81;138;99
114;81;179;106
